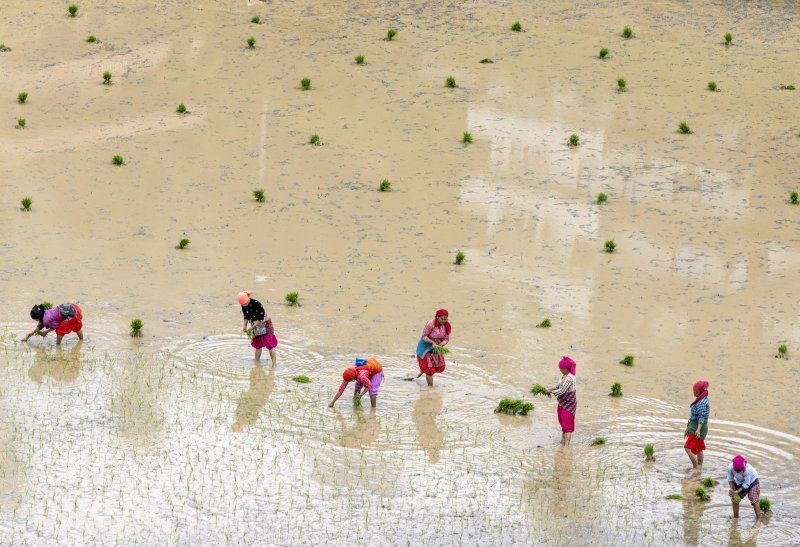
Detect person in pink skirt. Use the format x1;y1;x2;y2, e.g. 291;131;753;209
544;356;577;446
238;291;278;366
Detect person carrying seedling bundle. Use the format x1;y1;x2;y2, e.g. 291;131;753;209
24;302;84;345
544;356;577;445
684;380;710;469
727;455;762;519
238;291;278;366
329;358;383;408
415;309;451;387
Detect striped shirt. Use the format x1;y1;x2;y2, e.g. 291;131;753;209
727;463;758;490
690;397;710;425
551;374;577;415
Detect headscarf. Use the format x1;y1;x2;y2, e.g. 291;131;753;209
237;291;252;306
435;309;452;335
732;455;747;471
30;304;45;321
691;380;709;407
558;356;576;375
342;367;358;382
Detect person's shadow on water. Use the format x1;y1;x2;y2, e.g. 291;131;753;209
681;475;709;546
333;408;381;449
28;341;83;384
412;390;445;464
232;365;275;433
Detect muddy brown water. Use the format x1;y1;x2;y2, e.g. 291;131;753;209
2;0;800;544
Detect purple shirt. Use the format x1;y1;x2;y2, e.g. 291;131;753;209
38;308;63;330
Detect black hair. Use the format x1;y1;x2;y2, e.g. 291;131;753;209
30;304;45;321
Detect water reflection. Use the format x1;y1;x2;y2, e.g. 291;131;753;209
726;519;760;546
681;475;708;546
333;408;380;449
27;341;83;384
232;365;275;433
552;447;574;518
412;390;445;463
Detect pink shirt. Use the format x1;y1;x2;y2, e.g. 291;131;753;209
421;320;449;345
337;368;372;395
38;308;63;330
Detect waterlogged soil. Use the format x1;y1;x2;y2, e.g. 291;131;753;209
2;0;800;544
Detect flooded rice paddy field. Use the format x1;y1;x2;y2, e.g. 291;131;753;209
2;0;800;544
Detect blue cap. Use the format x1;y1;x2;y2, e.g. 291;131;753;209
354;358;367;367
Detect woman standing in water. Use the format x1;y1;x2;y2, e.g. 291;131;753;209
415;309;451;387
24;303;84;345
238;291;278;366
684;380;709;469
727;455;762;520
544;356;577;446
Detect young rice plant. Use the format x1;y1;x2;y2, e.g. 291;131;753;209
130;319;143;337
285;292;300;306
609;382;622;397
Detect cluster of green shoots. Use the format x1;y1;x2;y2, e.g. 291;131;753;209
590;437;606;445
725;32;733;45
112;155;124;165
86;35;97;43
178;238;190;249
68;4;79;17
599;48;609;59
355;54;365;65
18;92;28;103
446;76;457;88
247;37;256;49
537;318;551;328
251;16;260;24
454;251;465;265
309;134;321;145
253;189;265;202
462;131;472;144
666;494;683;500
17;118;26;128
790;191;798;204
777;344;788;358
21;197;32;211
511;22;522;32
292;375;311;383
432;345;450;355
701;477;717;488
644;444;655;461
285;292;300;306
781;84;796;90
301;78;311;90
530;384;547;396
609;382;622;397
568;134;580;147
678;121;692;134
42;302;53;309
353;397;363;408
621;26;633;39
617;78;627;91
695;486;709;501
759;498;771;513
386;29;397;41
130;319;143;337
620;354;634;366
495;398;533;415
103;71;112;85
605;240;616;253
176;103;187;114
597;192;608;204
379;179;391;192
480;58;493;64
708;81;717;92
0;43;9;52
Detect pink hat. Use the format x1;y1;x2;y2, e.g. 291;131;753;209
558;356;576;375
732;455;747;471
237;291;251;306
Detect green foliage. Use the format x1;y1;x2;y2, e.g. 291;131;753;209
695;487;709;501
666;494;683;500
17;118;26;128
462;131;472;144
759;498;771;513
622;26;633;39
21;197;32;211
609;382;622;397
708;81;717;91
702;477;717;488
538;318;551;328
495;398;534;416
599;47;609;59
253;189;265;202
178;238;190;249
454;251;465;265
379;179;391;192
791;191;798;204
678;121;692;134
432;345;450;355
0;44;7;52
130;319;143;337
511;21;522;32
176;103;187;114
644;443;655;460
301;77;311;90
620;354;634;366
568;134;580;147
103;71;112;85
732;493;742;504
387;28;397;40
446;76;457;88
285;292;300;306
590;437;606;445
68;4;78;17
617;77;626;91
530;384;547;396
605;240;616;253
17;92;28;103
247;36;256;48
42;302;53;310
724;32;732;44
785;84;796;90
480;58;493;64
86;35;97;43
353;397;363;408
292;375;312;383
309;134;320;145
778;344;788;357
597;192;608;204
112;154;124;165
251;16;260;24
355;54;365;65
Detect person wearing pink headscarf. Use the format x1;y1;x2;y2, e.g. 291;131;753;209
544;356;577;446
684;380;710;469
726;455;762;519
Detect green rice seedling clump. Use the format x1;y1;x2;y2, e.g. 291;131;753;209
462;131;472;144
0;43;9;52
21;197;32;211
432;345;450;355
620;354;634;366
538;318;551;328
292;375;311;383
759;498;771;513
511;21;522;32
622;26;633;39
130;319;143;337
708;81;717;91
495;398;533;416
731;493;741;503
480;58;493;64
702;477;717;488
178;238;190;249
597;192;608;204
86;35;97;43
355;54;365;65
17;92;28;103
253;189;265;202
724;32;732;45
530;384;547;396
246;37;256;48
695;487;709;501
678;121;692;134
309;134;320;145
785;84;796;90
379;179;391;192
446;76;457;88
568;134;580;147
301;77;311;90
42;302;53;310
591;437;606;445
617;77;627;91
454;251;465;265
285;292;300;306
387;28;397;41
610;382;622;397
644;443;655;460
251;16;260;24
17;118;26;128
599;47;609;59
353;397;363;408
666;494;683;500
176;103;187;114
790;191;798;204
112;155;124;165
103;71;112;85
68;4;79;17
777;344;787;358
605;240;616;253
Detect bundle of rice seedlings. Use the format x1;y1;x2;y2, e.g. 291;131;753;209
701;477;717;488
292;375;311;383
495;399;534;416
530;384;547;396
432;345;450;355
695;487;709;501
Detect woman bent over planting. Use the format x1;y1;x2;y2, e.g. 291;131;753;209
329;358;384;408
238;291;278;366
727;455;762;519
544;356;577;446
415;309;451;387
24;303;83;345
684;380;710;469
